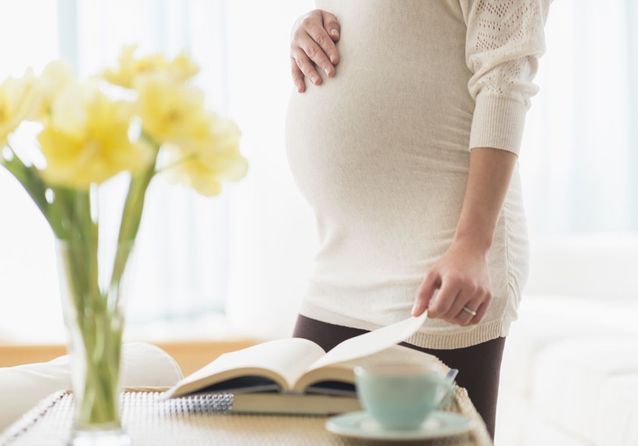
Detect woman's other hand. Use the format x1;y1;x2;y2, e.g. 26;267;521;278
411;240;493;326
290;9;341;93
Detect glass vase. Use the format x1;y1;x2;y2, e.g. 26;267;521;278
56;239;133;446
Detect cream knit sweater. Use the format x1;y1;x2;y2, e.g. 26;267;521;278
285;0;551;349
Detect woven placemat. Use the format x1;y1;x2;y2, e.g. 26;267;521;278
0;386;492;446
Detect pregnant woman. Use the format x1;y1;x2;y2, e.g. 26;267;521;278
285;0;550;439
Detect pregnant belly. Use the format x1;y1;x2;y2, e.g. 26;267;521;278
284;68;472;230
284;0;475;233
285;94;469;246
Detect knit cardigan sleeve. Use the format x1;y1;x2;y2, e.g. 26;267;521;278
460;0;551;155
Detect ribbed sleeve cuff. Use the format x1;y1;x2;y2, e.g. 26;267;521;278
469;93;529;156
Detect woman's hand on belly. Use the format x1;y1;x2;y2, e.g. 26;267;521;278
290;9;340;93
411;240;493;327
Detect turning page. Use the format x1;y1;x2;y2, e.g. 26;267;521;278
308;311;429;371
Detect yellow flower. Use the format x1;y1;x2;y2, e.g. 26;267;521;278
102;45;199;88
162;113;248;196
37;60;74;118
0;70;41;145
38;81;152;189
136;73;207;143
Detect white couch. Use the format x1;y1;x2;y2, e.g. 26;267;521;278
496;295;638;446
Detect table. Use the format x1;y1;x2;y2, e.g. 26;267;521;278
0;386;493;445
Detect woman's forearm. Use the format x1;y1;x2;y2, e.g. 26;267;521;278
412;147;518;320
453;147;517;252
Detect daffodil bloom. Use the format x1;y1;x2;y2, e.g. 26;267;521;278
0;70;41;146
102;45;199;89
36;60;74;119
136;73;208;144
38;81;152;188
162;113;248;196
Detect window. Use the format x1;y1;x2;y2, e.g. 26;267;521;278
521;0;638;234
1;0;635;341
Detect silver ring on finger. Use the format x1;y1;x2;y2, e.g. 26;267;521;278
462;305;477;317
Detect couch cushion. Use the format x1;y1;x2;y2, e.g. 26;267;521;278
522;416;591;446
0;342;183;432
597;374;638;446
501;295;636;399
530;337;638;443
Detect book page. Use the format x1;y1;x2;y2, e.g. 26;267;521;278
294;343;449;393
333;344;449;373
168;338;325;395
307;311;429;371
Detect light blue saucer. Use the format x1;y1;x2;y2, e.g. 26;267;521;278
325;410;474;441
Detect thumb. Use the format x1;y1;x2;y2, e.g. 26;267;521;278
412;271;439;316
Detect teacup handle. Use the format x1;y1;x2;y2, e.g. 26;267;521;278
437;370;458;410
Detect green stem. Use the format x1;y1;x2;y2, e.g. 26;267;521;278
60;190;124;427
109;156;157;299
0;147;67;237
77;139;160;426
1;139;161;428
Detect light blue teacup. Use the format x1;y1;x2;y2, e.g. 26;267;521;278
354;362;453;430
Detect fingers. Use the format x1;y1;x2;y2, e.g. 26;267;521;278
453;297;483;326
290;57;305;93
427;275;461;318
467;292;491;325
321;10;341;42
450;289;491;326
296;31;335;78
441;286;474;321
423;274;492;326
291;47;322;86
412;270;440;316
305;22;339;66
290;9;341;91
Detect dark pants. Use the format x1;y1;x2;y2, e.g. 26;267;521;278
292;314;506;441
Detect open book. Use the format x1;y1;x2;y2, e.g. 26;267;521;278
163;311;449;414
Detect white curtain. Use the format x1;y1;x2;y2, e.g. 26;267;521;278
521;0;638;234
0;0;243;340
0;0;635;342
0;0;68;341
519;0;638;300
